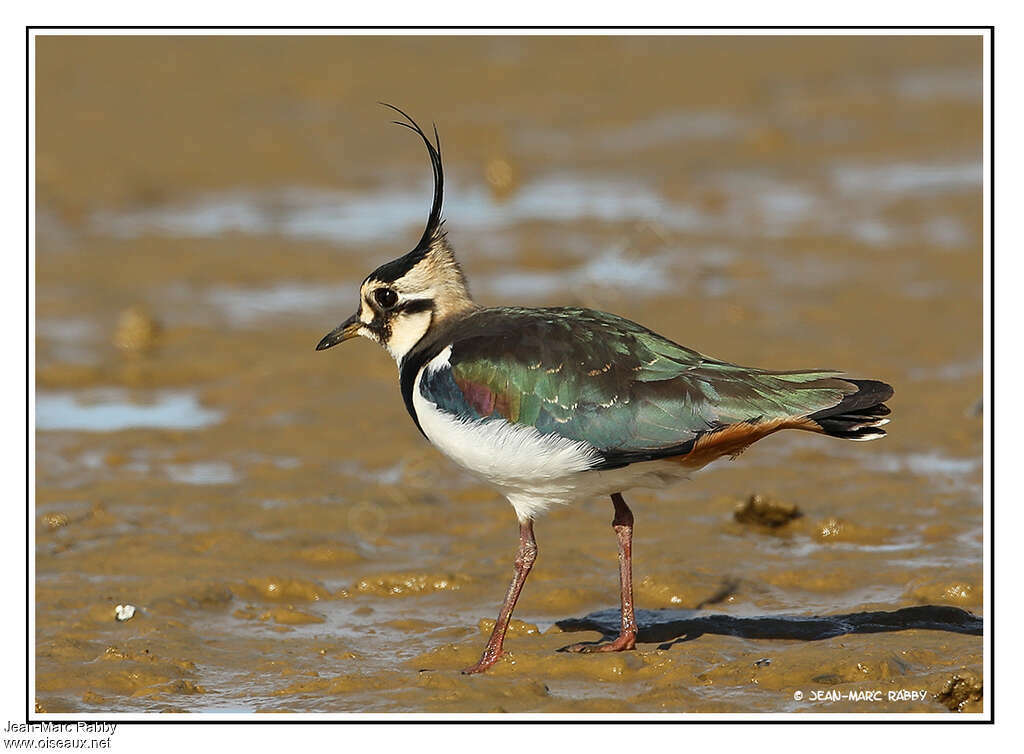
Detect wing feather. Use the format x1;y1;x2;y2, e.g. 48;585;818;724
416;307;858;467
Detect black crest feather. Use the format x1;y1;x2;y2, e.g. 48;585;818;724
368;104;446;284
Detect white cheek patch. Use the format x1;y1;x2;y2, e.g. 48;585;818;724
385;310;432;362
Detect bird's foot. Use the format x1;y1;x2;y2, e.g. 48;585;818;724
559;632;637;654
462;649;503;674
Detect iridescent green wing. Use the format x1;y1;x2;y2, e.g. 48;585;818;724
419;307;859;465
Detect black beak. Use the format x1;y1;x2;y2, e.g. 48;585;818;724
316;313;362;351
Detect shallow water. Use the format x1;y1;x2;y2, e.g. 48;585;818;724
34;34;984;714
36;390;223;432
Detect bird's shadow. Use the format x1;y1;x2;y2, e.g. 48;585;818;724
556;605;982;651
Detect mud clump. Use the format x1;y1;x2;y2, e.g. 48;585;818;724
233;604;326;625
485;157;518;200
163;679;206;695
816;517;845;539
935;673;983;712
812;517;892;545
234;577;330;603
188;583;235;609
41;513;70;530
478;618;538;638
905;579;981;608
634;574;717;608
272;674;371;696
734;494;802;528
113;306;161;353
353;572;467;597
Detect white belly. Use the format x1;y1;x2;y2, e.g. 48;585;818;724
412;352;696;520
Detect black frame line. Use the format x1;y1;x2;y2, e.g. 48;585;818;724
25;24;995;725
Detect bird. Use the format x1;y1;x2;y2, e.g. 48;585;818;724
316;105;894;674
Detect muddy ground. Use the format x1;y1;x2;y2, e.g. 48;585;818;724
34;35;984;714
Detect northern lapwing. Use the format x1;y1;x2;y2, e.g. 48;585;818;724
317;106;894;674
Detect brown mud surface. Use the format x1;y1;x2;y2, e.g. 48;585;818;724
34;35;983;714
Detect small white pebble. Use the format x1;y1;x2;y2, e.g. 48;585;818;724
115;604;136;622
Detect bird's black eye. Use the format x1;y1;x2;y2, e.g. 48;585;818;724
373;288;398;309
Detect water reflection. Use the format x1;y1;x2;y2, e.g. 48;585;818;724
90;159;979;251
36;390;223;432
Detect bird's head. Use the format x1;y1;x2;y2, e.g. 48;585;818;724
316;105;474;363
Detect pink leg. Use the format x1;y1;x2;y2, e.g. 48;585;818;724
563;492;637;653
463;519;537;674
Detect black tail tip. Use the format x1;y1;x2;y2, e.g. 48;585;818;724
810;378;893;441
821;423;890;441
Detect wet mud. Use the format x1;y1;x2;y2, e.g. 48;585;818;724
35;35;983;713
